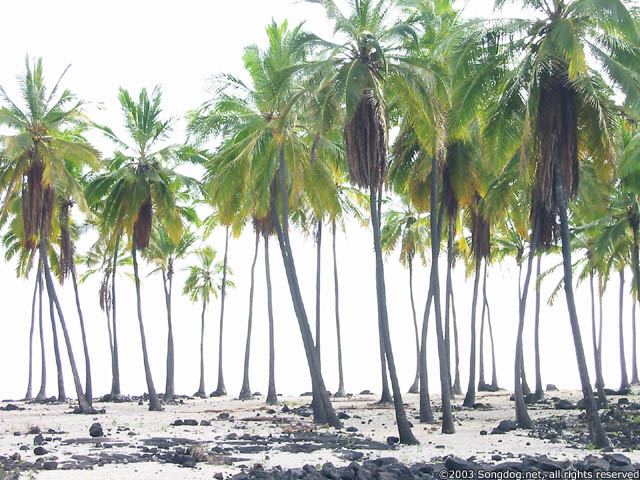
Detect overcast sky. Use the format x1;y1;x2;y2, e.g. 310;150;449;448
0;1;632;404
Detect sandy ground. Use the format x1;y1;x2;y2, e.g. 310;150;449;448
1;389;638;479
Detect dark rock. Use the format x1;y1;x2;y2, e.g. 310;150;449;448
172;419;184;426
445;456;479;471
490;428;505;435
218;412;230;420
214;473;224;480
497;420;517;432
43;461;58;470
266;409;277;414
618;398;629;405
322;462;340;479
200;420;211;426
89;423;104;437
28;425;41;434
34;446;48;455
546;384;558;391
34;434;44;445
604;454;631;467
1;403;24;411
490;462;523;472
338;412;351;420
492;455;502;461
183;419;198;426
359;390;373;395
346;427;358;432
480;430;488;436
523;456;566;472
555;399;577;410
386;436;399;445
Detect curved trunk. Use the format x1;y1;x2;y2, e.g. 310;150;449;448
70;261;92;406
619;270;630;392
486;284;498;390
332;220;346;397
213;227;229;396
553;155;609;448
41;232;90;411
596;279;607;405
378;323;392;403
239;232;260;400
444;215;454;393
105;298;114;381
370;185;419;444
315;220;322;372
264;233;278;405
163;270;175;401
534;254;544;400
478;263;487;391
196;299;207;397
632;300;639;385
35;265;47;402
48;290;66;402
463;256;482;407
419;265;434;421
271;147;340;427
408;257;420;394
514;223;538;429
632;221;640;385
131;244;161;411
590;273;606;405
111;234;121;396
517;263;531;396
451;287;462;395
24;263;40;400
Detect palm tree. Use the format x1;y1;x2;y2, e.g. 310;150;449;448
212;225;230;396
239;228;260;400
86;86;187;411
480;0;640;447
0;57;100;413
381;193;429;394
146;226;196;401
183;246;228;398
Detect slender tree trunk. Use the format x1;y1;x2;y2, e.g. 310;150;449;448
35;265;47;402
196;299;207;397
463;256;482;407
596;279;607;405
264;233;278;405
408;257;420;394
619;270;630;392
632;300;639;385
514;223;538;429
48;290;66;402
271;147;340;427
590;273;607;405
553;155;609;448
632;220;640;385
105;300;114;380
214;227;229;396
41;232;90;412
24;264;40;400
315;220;322;372
444;215;454;393
478;262;487;391
111;234;121;396
370;184;419;444
332;220;346;397
486;284;498;390
378;321;392;403
163;270;175;401
239;232;260;400
131;244;161;411
534;254;544;400
70;262;92;406
451;287;462;395
517;262;532;396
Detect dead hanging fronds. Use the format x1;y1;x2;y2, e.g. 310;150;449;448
58;198;74;284
253;208;275;237
344;90;388;193
22;158;44;250
442;160;459;223
531;74;579;250
134;198;153;250
471;193;490;260
99;268;112;313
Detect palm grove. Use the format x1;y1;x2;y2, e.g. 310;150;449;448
1;0;640;450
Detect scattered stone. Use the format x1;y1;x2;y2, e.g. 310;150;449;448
546;384;558;391
386;436;399;445
34;446;47;456
34;434;44;445
497;420;517;432
200;420;211;426
28;425;41;435
43;461;58;470
359;390;373;395
89;423;104;438
0;403;24;411
182;419;198;426
555;399;577;410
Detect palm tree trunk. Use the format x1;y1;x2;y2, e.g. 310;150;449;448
41;232;90;412
596;279;607;405
630;217;640;385
590;273;607;405
271;146;340;427
70;261;92;406
632;300;639;385
315;220;322;372
534;254;544;401
514;223;538;429
553;155;609;448
105;300;114;378
419;271;434;423
111;234;121;397
332;220;346;397
214;227;229;396
370;184;419;444
163;270;175;401
48;290;66;402
428;153;455;434
239;232;260;400
451;287;462;395
619;270;630;392
264;233;278;405
196;299;207;397
478;262;487;391
378;322;392;403
444;215;454;393
463;255;482;407
131;244;161;411
24;264;40;400
408;257;420;394
517;262;532;396
35;265;47;402
486;287;498;390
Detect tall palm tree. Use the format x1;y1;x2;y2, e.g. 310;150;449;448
239;227;260;400
479;0;640;447
0;57;100;413
183;246;228;398
146;226;196;401
86;86;186;411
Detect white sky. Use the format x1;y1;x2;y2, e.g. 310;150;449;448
0;1;633;404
